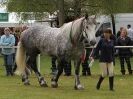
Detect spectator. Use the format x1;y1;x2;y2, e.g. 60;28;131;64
117;28;132;75
50;56;71;76
90;28;115;91
117;27;124;38
51;56;57;75
0;28;15;76
12;28;20;72
82;40;91;76
63;60;71;76
127;24;133;42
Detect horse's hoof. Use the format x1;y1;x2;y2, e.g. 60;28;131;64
74;84;84;90
40;80;48;87
51;81;58;88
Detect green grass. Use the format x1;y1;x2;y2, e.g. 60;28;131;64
0;56;133;99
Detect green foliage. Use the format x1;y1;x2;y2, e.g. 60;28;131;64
72;0;133;16
84;0;133;15
7;0;56;12
6;0;133;22
7;0;57;21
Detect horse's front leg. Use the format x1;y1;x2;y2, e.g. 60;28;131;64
51;59;63;88
31;65;48;87
74;59;84;90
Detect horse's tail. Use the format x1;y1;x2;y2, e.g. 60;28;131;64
15;41;26;75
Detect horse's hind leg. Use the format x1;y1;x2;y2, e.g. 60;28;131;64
51;59;63;88
21;55;31;85
22;68;30;85
28;55;48;87
74;59;84;90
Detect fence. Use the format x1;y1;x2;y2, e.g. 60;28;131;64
1;46;133;71
0;46;41;72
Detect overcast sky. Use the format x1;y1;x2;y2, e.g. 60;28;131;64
0;7;6;12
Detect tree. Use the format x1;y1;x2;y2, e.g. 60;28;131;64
7;0;67;26
57;0;65;27
6;0;133;30
7;0;57;23
7;0;56;12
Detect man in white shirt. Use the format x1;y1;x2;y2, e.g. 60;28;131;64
127;24;133;42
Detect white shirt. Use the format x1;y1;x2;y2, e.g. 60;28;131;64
127;28;133;41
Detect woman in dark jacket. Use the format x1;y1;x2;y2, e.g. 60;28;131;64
117;28;132;75
90;28;115;91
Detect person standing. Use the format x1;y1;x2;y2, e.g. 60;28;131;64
0;28;15;76
82;40;91;76
63;60;71;76
90;28;115;91
12;28;20;72
117;27;124;38
117;28;132;75
127;24;133;43
51;56;57;75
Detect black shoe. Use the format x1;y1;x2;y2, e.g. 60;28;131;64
110;89;115;91
128;70;132;75
121;70;126;75
64;73;71;76
129;72;132;75
96;76;104;90
10;72;14;76
82;73;86;76
87;68;91;76
86;72;91;76
122;72;125;75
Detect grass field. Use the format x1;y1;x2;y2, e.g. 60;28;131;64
0;56;133;99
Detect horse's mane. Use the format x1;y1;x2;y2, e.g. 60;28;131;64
60;17;84;28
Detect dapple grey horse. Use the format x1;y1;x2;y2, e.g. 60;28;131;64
15;15;96;90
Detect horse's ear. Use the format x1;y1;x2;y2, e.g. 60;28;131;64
85;13;88;20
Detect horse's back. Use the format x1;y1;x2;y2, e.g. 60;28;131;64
20;25;60;56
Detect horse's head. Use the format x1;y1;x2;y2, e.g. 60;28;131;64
81;14;97;46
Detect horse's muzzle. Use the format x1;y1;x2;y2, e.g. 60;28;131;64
90;40;96;46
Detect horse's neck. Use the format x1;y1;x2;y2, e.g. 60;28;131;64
60;22;73;38
57;18;84;49
71;18;84;45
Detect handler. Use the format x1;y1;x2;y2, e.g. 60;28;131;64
90;28;115;91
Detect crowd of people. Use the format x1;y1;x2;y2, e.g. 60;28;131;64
89;24;133;91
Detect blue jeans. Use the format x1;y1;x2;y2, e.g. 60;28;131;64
3;54;13;75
